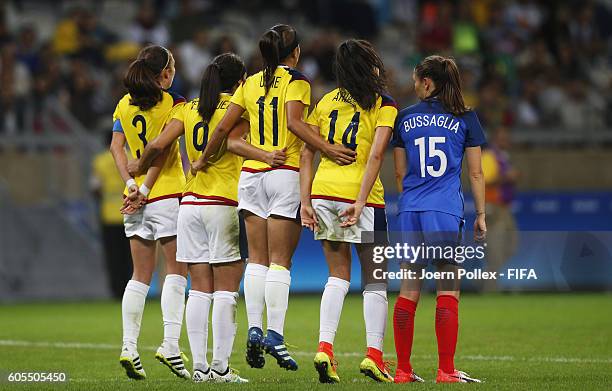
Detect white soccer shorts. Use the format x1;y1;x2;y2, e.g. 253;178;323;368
237;169;300;220
176;201;245;264
123;197;179;241
311;198;388;244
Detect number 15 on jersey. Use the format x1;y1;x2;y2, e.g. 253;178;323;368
414;136;447;178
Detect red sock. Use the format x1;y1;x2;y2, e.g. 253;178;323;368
435;295;459;373
393;296;417;373
366;346;383;365
318;341;334;359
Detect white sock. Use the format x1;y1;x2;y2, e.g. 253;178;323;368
122;280;149;349
186;290;212;372
319;277;350;344
265;265;291;335
161;274;187;353
244;263;268;330
211;291;238;373
363;283;388;351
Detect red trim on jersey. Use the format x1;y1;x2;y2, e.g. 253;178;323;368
380;94;398;108
181;193;238;206
167;90;186;106
241;165;299;173
146;193;182;204
310;194;385;209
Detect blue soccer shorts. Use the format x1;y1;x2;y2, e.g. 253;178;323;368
397;211;465;265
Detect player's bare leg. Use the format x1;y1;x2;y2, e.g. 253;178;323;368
435;263;480;383
394;263;426;383
242;211;269;368
209;260;248;383
262;215;301;370
314;240;351;383
155;236;190;379
186;263;213;382
119;237;156;380
356;244;393;382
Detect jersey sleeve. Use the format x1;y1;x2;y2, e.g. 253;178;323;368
112;104;123;133
465;111;487;147
390;110;405;148
376;94;398;129
167;92;186;122
286;69;311;106
171;102;187;123
230;83;246;109
305;103;320;127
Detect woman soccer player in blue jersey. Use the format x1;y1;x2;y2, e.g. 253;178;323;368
191;24;356;371
109;45;189;380
300;40;397;383
391;55;486;383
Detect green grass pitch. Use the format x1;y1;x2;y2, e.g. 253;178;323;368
0;293;611;390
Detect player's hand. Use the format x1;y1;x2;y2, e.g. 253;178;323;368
126;159;141;177
339;201;365;227
121;192;147;215
191;159;208;175
300;203;319;232
474;213;487;241
126;184;139;200
265;148;287;167
324;143;357;166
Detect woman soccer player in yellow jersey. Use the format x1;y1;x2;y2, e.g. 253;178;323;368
109;45;190;381
130;53;286;383
191;24;357;371
300;39;398;384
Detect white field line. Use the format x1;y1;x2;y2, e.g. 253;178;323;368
1;339;611;365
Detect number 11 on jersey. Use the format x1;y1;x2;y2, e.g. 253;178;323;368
257;96;279;146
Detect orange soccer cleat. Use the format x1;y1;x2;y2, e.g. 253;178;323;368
436;369;482;383
394;367;424;383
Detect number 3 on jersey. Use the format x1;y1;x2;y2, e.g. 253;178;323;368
415;136;447;178
133;115;147;158
257;96;279;146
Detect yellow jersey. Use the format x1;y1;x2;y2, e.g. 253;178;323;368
306;89;398;207
92;150;126;224
230;65;310;172
172;94;245;205
112;91;186;202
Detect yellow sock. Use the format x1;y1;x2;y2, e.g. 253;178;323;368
269;263;288;271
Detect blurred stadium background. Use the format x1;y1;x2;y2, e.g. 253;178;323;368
0;0;611;301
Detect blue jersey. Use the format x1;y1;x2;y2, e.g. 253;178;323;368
391;98;486;218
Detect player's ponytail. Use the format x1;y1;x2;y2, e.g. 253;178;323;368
415;55;468;116
440;58;468;116
259;24;299;95
198;53;246;122
124;45;172;111
334;39;387;111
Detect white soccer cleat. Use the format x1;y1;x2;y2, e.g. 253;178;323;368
210;367;249;383
192;368;211;383
119;345;146;380
155;346;191;379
